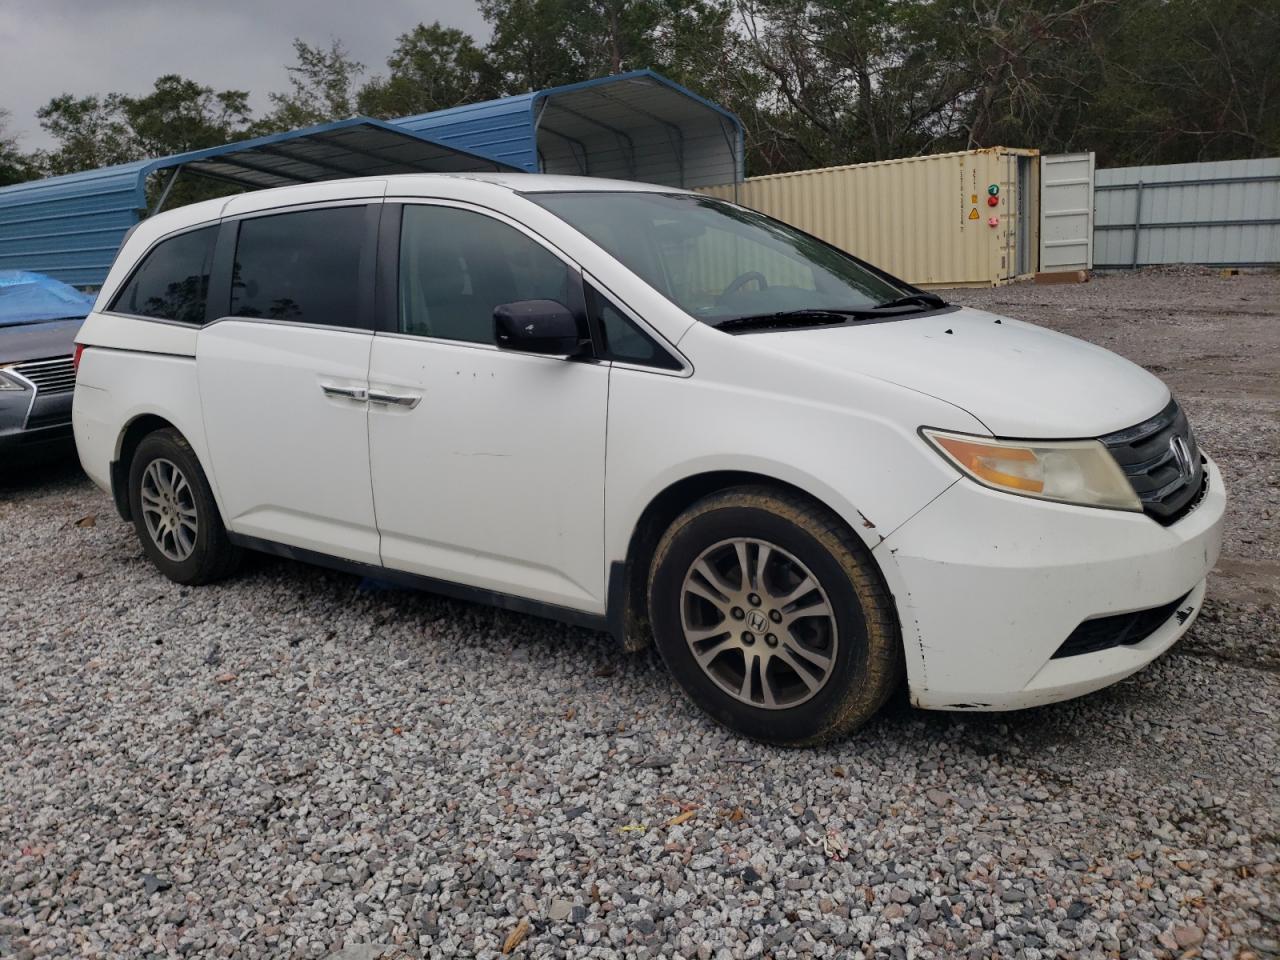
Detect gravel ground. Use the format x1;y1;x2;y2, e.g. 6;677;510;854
2;269;1277;960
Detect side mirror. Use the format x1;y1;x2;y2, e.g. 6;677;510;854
493;299;587;356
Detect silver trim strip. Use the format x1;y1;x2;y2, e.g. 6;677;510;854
0;366;39;428
320;383;369;402
367;389;422;408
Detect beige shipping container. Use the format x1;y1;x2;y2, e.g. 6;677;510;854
701;148;1041;288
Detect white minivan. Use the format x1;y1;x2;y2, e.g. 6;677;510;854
72;174;1224;744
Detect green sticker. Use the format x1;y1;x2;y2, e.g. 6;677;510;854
987;184;1000;196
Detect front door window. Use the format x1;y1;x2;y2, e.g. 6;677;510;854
398;205;577;343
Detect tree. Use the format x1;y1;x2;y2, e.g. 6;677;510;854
36;75;253;176
481;0;582;91
36;93;138;174
11;0;1276;192
257;39;365;133
118;75;252;156
950;0;1117;152
480;0;742;93
1079;0;1280;163
733;0;1276;172
478;0;770;170
356;23;501;118
734;0;1137;170
0;107;40;185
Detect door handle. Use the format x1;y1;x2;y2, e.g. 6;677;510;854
321;383;368;401
367;389;422;409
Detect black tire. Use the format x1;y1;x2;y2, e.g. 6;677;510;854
648;485;902;745
127;428;241;585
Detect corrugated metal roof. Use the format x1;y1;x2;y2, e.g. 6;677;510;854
174;116;514;190
396;95;540;171
0;118;517;286
0;162;152;286
395;70;744;188
0;72;745;287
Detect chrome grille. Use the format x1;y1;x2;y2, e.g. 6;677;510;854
12;356;76;394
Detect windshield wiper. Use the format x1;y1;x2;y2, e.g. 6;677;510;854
712;295;949;332
875;292;947;310
711;309;867;332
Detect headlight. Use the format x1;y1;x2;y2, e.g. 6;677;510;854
922;429;1142;512
0;369;29;391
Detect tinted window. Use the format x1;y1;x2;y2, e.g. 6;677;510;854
399;205;575;344
528;192;908;326
588;286;681;370
111;226;216;324
231;206;365;326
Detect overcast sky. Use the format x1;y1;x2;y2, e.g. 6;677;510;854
0;0;489;150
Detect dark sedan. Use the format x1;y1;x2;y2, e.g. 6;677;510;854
0;271;94;461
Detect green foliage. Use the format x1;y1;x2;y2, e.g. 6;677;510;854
481;0;582;90
0;108;40;186
356;23;501;118
1078;0;1280;163
733;0;1278;172
121;75;252;156
255;39;365;133
35;93;137;175
33;75;253;178
1;0;1275;190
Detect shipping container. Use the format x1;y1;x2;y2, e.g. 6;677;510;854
701;148;1040;288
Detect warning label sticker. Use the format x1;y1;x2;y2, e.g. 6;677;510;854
968;207;980;220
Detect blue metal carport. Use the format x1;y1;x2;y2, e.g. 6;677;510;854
0;71;744;288
0;117;516;287
395;69;744;188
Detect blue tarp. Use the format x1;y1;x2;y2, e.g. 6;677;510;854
0;270;95;326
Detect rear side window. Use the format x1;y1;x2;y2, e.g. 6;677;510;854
231;206;365;326
110;226;216;324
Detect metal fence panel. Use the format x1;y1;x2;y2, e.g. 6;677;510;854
1094;157;1280;268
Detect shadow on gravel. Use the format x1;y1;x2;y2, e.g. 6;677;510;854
146;529;1265;778
0;450;83;496
238;549;620;659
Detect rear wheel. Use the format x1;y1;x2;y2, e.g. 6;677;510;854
128;428;240;585
648;486;901;745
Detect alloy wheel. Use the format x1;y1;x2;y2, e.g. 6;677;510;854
679;537;839;709
140;458;198;562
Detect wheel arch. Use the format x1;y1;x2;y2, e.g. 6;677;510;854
611;469;897;653
109;413;184;521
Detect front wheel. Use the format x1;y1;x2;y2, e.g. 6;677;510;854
648;486;902;745
128;428;241;585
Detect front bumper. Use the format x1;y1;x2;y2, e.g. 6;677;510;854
881;456;1225;711
0;387;74;459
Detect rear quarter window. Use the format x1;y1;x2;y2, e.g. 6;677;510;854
109;226;217;324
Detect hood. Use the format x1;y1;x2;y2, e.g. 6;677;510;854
0;317;84;365
753;306;1170;438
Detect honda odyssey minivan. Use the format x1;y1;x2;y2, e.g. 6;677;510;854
72;174;1224;744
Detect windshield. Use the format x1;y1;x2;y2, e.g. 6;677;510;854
526;191;919;326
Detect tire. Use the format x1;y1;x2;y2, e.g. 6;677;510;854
648;485;902;745
127;428;241;585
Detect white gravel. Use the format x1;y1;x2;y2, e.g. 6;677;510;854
2;269;1277;959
